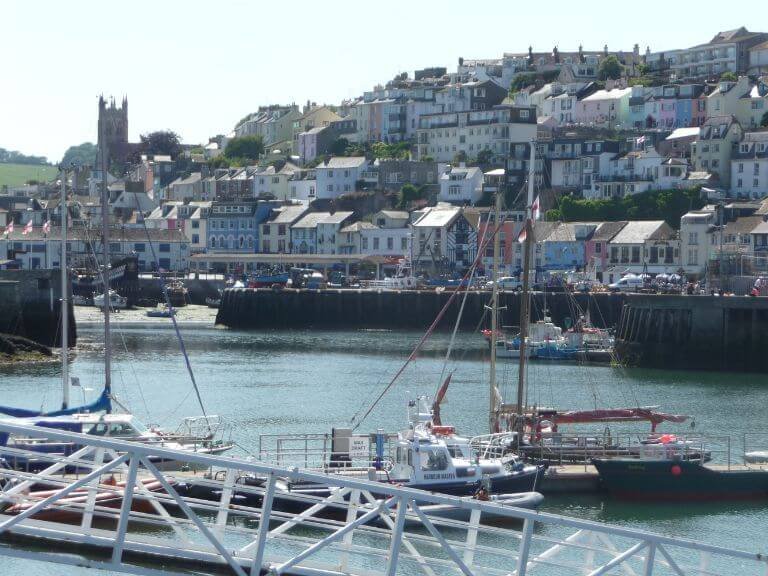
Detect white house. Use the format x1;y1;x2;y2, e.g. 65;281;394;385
316;212;355;254
680;208;717;276
439;165;484;204
315;157;369;199
731;131;768;199
412;205;478;269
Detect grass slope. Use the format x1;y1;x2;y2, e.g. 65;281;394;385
0;163;58;188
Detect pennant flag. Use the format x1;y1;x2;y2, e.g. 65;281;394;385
532;195;541;221
636;135;646;146
43;220;51;235
22;220;33;235
518;227;527;244
5;221;14;235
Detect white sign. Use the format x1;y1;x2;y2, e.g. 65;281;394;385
349;436;370;460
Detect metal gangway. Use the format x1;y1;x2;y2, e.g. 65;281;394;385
0;421;764;576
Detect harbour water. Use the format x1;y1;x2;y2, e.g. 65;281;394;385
1;325;766;574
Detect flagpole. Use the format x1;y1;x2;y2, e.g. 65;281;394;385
60;167;70;410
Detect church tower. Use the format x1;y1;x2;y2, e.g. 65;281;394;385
97;95;129;164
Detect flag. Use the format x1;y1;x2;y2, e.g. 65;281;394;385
532;195;541;221
5;221;13;236
43;220;51;235
22;220;33;235
518;227;527;243
636;135;646;146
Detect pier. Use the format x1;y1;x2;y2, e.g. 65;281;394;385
216;288;625;331
0;421;765;576
615;294;768;372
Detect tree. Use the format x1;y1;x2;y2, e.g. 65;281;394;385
761;111;768;128
61;142;98;168
208;155;230;169
397;183;426;209
598;56;623;81
329;137;350;156
224;135;264;161
139;131;182;158
476;149;493;166
453;151;468;165
720;71;738;82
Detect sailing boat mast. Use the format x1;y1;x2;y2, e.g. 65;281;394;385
515;140;537;434
100;128;112;401
488;189;502;433
60;168;69;410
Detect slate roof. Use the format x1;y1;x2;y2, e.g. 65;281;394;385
726;215;763;235
323;157;367;169
590;221;628;242
609;221;669;244
413;206;462;228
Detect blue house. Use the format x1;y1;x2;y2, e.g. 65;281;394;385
207;200;281;253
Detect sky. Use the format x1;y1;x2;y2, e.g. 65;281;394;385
2;0;767;162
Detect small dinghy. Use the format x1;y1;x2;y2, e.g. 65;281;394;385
408;491;544;524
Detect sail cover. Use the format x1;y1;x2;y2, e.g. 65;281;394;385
0;389;111;418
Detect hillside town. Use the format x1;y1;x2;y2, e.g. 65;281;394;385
2;26;768;286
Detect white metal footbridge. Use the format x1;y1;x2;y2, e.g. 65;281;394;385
0;421;764;576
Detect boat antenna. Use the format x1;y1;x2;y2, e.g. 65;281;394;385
100;122;113;407
59;165;70;409
515;139;537;437
488;188;502;433
131;194;211;427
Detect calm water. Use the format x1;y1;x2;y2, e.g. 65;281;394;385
1;325;767;573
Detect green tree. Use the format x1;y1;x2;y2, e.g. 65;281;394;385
224;135;264;161
61;142;98;167
397;183;426;209
476;149;493;166
761;111;768;128
139;131;182;158
208;155;230;169
329;137;350;156
720;71;738;82
453;150;468;165
598;56;623;81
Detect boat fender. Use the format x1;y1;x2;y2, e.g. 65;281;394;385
670;464;682;476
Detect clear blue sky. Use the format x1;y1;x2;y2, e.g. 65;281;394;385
2;0;766;162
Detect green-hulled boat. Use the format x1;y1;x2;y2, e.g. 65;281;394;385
593;458;768;501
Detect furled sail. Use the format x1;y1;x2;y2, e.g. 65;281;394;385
0;389;111;418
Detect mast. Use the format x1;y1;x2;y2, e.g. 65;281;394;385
516;140;536;435
488;189;502;433
60;168;69;410
100;127;112;401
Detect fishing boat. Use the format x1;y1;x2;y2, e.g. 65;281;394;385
592;457;768;501
93;289;128;309
166;280;188;307
248;269;290;288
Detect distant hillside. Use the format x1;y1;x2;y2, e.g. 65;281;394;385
0;163;58;188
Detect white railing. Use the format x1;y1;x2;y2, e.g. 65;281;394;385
0;421;764;576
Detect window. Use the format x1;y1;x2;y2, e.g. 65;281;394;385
109;242;121;252
755;163;760;176
738;178;743;187
754;179;760;188
620;246;629;263
520;109;530;119
192;234;199;244
594;242;602;254
263;225;270;235
688;232;698;245
631;246;640;263
159;243;170;253
687;249;698;265
387;237;393;250
327;184;333;192
191;220;199;229
373;237;380;250
401;237;408;250
210;236;216;248
134;243;145;252
739;163;744;173
328;170;334;177
272;177;279;184
362;237;368;249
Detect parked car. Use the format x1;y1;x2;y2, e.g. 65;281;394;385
486;276;523;291
607;275;645;293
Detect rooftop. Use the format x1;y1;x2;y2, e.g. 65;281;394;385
609;220;669;244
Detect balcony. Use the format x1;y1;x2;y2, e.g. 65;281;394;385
595;174;653;183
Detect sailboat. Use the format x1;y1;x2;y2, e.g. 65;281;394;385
479;141;691;463
0;157;232;471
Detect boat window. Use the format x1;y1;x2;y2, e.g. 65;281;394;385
445;444;464;458
420;447;449;471
88;423;108;436
407;449;412;467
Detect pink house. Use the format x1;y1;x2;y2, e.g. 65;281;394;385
585;221;628;280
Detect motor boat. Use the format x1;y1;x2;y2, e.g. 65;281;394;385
146;304;175;318
93;290;128;310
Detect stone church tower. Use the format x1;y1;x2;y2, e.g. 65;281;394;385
97;95;129;164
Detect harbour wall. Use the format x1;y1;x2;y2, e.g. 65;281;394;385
216;288;625;331
615;294;768;372
0;270;75;347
